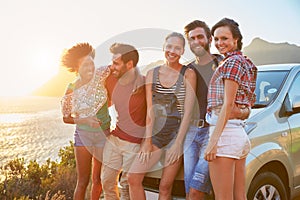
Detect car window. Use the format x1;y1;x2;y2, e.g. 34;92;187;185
254;70;288;108
288;72;300;106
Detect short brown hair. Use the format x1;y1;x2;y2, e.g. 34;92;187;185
110;43;139;67
184;20;211;40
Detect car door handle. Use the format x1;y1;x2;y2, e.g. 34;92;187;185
281;131;288;137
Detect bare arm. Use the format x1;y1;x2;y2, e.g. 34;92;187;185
174;68;196;144
166;68;197;164
63;115;102;129
138;69;155;163
144;69;155;142
63;115;75;124
204;79;239;161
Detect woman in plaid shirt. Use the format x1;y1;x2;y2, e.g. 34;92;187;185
204;18;257;200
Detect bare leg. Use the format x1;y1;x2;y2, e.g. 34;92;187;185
189;188;206;200
128;173;147;200
128;145;163;200
91;147;104;200
158;157;182;200
234;158;247;200
209;157;235;200
73;146;92;200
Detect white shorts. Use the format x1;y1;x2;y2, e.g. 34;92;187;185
209;126;251;159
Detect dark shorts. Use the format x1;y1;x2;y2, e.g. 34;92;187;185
152;130;177;149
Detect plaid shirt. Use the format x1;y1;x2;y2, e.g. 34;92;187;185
207;51;257;113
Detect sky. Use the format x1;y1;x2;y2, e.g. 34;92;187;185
0;0;299;96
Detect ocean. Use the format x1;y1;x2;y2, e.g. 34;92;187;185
0;96;169;199
0;96;74;166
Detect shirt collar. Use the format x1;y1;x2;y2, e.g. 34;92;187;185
224;50;242;58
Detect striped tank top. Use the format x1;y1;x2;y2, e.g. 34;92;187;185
152;66;187;116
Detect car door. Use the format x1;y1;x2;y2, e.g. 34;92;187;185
286;71;300;187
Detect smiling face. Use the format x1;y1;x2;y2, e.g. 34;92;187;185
110;53;129;78
188;27;211;57
163;36;185;64
78;55;95;82
213;26;238;55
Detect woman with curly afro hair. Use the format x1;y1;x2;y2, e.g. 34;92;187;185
60;43;111;200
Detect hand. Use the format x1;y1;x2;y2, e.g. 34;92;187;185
239;106;250;120
204;139;218;162
138;140;152;164
166;142;182;165
204;143;217;162
229;104;250;120
75;116;102;128
88;116;102;128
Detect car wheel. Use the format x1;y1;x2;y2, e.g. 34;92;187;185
247;171;288;200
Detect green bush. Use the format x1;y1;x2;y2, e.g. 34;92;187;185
0;141;76;200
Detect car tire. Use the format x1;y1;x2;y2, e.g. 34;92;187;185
247;171;288;200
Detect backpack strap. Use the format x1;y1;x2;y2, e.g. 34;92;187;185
175;65;188;93
152;66;160;91
152;65;187;93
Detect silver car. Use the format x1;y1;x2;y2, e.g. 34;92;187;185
143;63;300;200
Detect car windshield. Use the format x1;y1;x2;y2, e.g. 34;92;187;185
253;70;288;108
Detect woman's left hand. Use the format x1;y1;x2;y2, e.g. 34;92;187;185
166;142;182;165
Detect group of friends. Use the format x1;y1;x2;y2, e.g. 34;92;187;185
60;18;257;200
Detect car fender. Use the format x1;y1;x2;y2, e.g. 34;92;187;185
246;142;293;191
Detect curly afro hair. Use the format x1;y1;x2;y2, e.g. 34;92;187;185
60;43;95;72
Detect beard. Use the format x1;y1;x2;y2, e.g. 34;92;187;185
190;43;210;57
111;69;126;78
111;63;128;78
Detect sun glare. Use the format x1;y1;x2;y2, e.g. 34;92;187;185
0;50;59;97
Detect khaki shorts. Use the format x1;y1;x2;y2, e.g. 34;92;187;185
209;126;251;159
102;134;140;171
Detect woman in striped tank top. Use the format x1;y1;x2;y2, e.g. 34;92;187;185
128;32;197;200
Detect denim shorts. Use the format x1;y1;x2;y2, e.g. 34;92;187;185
74;128;109;147
183;126;211;194
209;126;251;159
152;130;177;149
